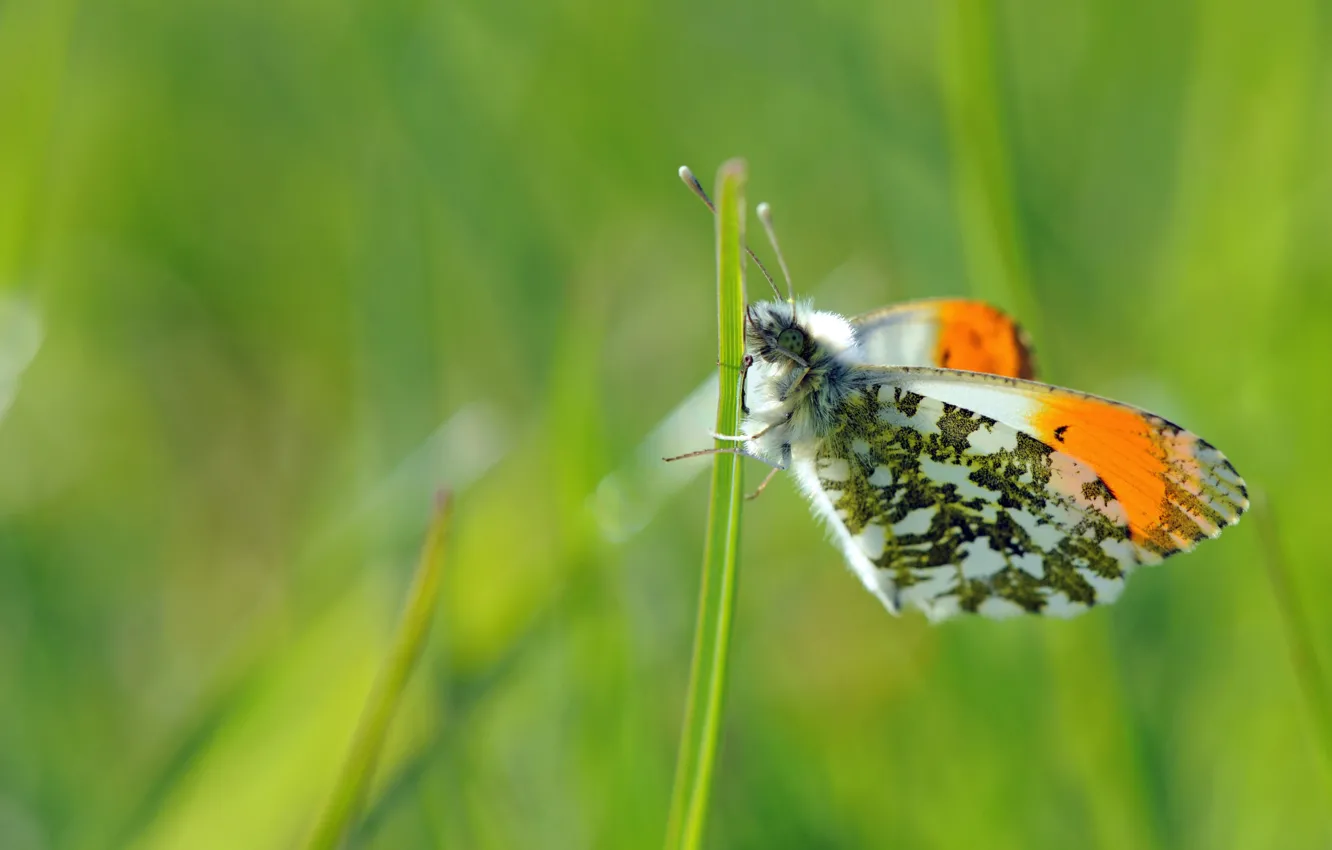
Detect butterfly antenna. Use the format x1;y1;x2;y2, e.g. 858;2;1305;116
756;202;796;323
679;165;783;301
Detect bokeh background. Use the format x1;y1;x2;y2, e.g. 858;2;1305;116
2;0;1331;847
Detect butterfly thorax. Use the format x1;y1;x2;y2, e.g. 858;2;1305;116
742;300;866;464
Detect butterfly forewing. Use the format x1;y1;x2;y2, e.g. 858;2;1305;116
849;298;1037;379
794;367;1247;621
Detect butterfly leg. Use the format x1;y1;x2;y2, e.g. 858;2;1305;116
662;446;786;471
745;466;781;501
713;409;791;443
714;354;754;416
739;354;753;415
778;364;811;402
713;407;793;442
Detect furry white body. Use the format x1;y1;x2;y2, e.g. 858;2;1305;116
740;302;859;464
739;301;908;613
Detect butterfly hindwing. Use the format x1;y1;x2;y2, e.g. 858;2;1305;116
849;298;1037;379
887;367;1249;552
792;366;1247;621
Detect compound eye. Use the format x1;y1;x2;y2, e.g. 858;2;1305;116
776;327;806;357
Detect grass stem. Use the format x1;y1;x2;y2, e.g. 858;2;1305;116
305;491;455;850
663;159;749;850
1253;489;1332;805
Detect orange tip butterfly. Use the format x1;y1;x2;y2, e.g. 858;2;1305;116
667;166;1247;622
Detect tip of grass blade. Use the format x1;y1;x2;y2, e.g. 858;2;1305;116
434;487;454;515
304;490;454;850
717;158;746;179
664;160;748;850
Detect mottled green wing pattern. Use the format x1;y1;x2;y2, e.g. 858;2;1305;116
795;378;1216;620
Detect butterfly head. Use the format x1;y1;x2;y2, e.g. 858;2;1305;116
745;300;814;365
745;299;855;367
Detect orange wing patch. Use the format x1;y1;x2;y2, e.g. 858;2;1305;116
1032;395;1247;557
849;298;1036;379
934;301;1037;380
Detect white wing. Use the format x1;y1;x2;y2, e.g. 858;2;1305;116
794;367;1246;621
848;298;1037;379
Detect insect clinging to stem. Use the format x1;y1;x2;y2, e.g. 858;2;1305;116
666;165;1247;622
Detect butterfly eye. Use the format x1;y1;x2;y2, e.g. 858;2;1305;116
776;327;806;357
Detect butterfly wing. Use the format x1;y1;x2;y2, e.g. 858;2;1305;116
791;366;1247;620
849;298;1037;379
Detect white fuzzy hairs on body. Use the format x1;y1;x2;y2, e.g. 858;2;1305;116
735;299;904;613
740;299;860;466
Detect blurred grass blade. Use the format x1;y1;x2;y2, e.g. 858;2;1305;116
305;491;455;850
663;160;748;850
0;294;42;424
941;7;1162;844
939;0;1043;352
1253;489;1332;799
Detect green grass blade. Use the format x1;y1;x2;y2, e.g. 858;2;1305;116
304;491;455;850
1253;489;1332;804
663;159;748;850
939;0;1043;350
940;8;1159;847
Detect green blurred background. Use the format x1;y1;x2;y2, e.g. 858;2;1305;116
2;0;1330;847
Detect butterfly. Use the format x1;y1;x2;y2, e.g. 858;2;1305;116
668;167;1248;622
